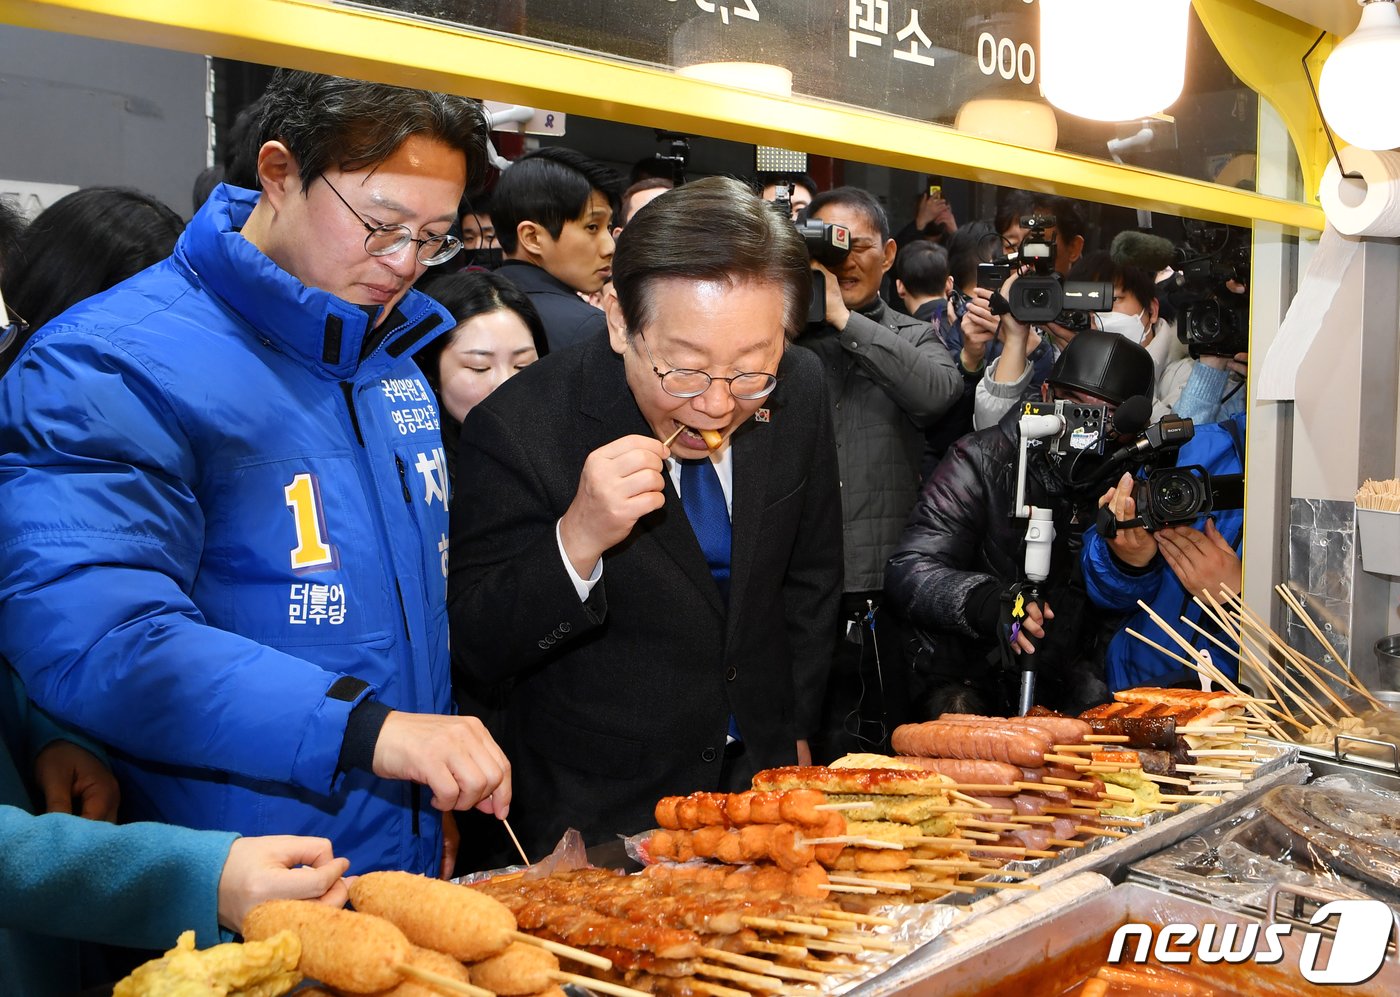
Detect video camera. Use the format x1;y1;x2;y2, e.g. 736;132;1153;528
1129;466;1245;532
978;215;1113;325
767;182;851;324
1164;222;1250;358
653;130;692;187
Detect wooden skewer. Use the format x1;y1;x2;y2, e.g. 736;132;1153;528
1046;837;1087;849
1043;752;1093;766
1226;603;1342;725
697;947;790;976
690;964;784;993
952;826;1001;841
395;965;490;997
824;882;878;894
742;916;827;937
661;423;687;447
823;873;912;890
908;858;1015;873
1175;763;1241;777
948;787;1017;802
1181;606;1300;737
800;835;903;850
802;938;862;955
552;972;655;997
1084;734;1132;743
819;908;898;927
1187;749;1256;758
1250;607;1375;721
1051;743;1100;753
1276;583;1385;709
501;817;531;866
957;819;1030;831
1138;802;1179;812
912;880;977;895
742;940;808;960
823;931;897;952
1125;627;1199;673
902;803;1016;815
1075;825;1128;839
1158;794;1223;804
1041;806;1108;817
1002;814;1056;824
1132;599;1209;661
512;932;613;971
1013;781;1064;794
1141;772;1192;787
813;801;877;811
1190;782;1246;792
1042;776;1097;790
1175;726;1240;735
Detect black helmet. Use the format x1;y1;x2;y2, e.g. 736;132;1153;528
1047;329;1153;405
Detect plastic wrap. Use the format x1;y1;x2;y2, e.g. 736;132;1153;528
1132;775;1400;914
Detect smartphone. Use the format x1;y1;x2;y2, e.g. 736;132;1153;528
977;261;1012;291
927;183;942;201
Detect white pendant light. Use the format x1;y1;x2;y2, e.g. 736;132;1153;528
1319;0;1400;150
1040;0;1191;121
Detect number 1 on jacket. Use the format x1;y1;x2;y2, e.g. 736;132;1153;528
285;472;337;571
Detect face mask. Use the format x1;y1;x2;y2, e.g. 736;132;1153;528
1098;309;1148;343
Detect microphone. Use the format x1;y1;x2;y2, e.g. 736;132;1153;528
1107;412;1195;466
1110;230;1176;274
1110;394;1152;439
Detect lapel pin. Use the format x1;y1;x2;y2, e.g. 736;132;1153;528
755;408;771;423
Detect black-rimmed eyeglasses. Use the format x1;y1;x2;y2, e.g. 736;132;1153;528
321;176;462;266
636;333;778;400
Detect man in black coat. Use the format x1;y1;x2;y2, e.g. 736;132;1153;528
449;177;843;859
492;147;621;352
884;330;1154;717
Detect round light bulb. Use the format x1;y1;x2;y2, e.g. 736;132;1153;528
1319;1;1400;150
1040;0;1191;122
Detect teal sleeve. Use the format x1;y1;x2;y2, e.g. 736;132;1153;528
0;805;237;950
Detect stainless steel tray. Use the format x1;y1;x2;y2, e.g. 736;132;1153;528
862;881;1400;997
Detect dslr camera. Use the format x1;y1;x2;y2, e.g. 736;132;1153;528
1165;222;1250;358
768;182;851;324
1130;466;1245;532
979;215;1113;325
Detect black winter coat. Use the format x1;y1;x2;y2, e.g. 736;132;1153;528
884;408;1100;706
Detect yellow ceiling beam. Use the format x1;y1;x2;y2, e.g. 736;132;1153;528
1193;0;1332;203
2;0;1323;232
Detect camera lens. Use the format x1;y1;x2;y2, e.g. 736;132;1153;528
1151;471;1204;520
1027;289;1050;309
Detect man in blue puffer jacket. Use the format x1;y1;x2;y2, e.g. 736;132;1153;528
1082;412;1247;691
0;71;510;877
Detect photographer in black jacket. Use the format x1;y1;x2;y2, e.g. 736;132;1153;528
885;330;1153;716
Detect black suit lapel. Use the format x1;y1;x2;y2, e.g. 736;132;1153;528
578;340;725;617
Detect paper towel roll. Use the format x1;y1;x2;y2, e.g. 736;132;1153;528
1319;147;1400;237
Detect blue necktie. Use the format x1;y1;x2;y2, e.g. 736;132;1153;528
681;457;740;745
680;457;730;604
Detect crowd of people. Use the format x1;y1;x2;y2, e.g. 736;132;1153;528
0;70;1249;992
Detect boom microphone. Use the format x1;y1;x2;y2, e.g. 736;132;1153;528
1110;230;1176;274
